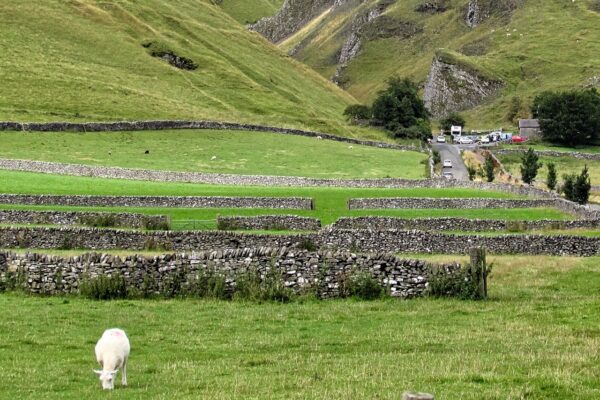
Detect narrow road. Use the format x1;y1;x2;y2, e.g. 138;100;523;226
431;143;471;181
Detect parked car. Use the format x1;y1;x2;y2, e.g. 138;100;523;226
458;136;474;144
442;171;454;179
443;159;453;168
436;135;446;143
512;136;526;143
480;135;490;144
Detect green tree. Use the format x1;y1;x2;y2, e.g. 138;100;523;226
372;77;430;133
467;165;477;181
439;112;466;131
546;162;557;191
343;104;371;121
520;148;542;184
484;153;495;182
574;165;592;205
532;88;600;146
562;166;591;204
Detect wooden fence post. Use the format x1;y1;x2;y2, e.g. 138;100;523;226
469;247;487;299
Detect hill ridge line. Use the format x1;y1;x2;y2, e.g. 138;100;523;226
0;120;423;153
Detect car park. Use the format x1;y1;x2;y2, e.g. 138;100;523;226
436;135;446;143
443;159;452;168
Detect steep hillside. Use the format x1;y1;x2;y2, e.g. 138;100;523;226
0;0;381;137
250;0;600;128
217;0;284;25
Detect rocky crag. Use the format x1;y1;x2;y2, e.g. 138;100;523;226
464;0;521;28
249;0;339;43
423;53;504;118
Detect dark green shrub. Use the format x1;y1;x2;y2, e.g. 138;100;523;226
546;163;557;191
234;266;293;303
532;88;600;146
79;214;118;228
467;165;477;181
428;263;490;300
297;237;317;252
562;166;591;204
343;104;371;121
484;153;495;182
79;274;129;300
216;218;239;231
432;150;441;165
339;269;384;300
520;148;542;184
372;77;430;133
143;216;171;231
184;269;229;300
505;221;526;233
438;112;465;131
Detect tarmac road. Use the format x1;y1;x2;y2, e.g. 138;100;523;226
431;142;471;181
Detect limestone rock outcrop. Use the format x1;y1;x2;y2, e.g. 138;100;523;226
465;0;521;28
423;54;504;118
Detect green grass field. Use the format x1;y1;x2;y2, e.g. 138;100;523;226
0;169;571;229
0;0;388;140
1;255;599;399
499;153;600;187
0;130;424;178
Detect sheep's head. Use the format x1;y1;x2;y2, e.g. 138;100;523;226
94;369;118;390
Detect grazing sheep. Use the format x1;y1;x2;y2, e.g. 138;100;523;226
316;136;322;140
94;328;130;390
211;155;217;161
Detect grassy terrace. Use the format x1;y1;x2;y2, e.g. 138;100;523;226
0;130;424;179
1;255;599;399
498;153;600;187
0;170;572;229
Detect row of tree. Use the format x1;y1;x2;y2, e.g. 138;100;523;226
475;149;591;204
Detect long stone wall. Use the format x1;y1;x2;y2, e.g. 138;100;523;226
217;215;321;231
0;226;598;256
0;250;462;299
323;229;600;257
0;120;422;152
0;158;557;196
0;210;169;229
348;197;559;210
495;149;600;161
0;194;313;210
332;216;600;232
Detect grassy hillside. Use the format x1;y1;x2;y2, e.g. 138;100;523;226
0;130;427;179
0;0;385;139
218;0;284;25
1;255;599;398
279;0;600;129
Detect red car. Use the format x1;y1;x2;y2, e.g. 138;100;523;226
512;136;526;143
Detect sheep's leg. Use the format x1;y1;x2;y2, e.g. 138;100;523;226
121;357;128;386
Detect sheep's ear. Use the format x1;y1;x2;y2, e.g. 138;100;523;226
93;370;103;375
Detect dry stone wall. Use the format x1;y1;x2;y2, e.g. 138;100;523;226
348;197;559;210
0;210;168;229
332;216;600;232
1;226;598;256
494;149;600;161
217;215;321;231
0;250;460;299
0;194;313;210
323;228;600;257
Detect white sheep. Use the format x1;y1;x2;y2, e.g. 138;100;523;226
93;328;130;390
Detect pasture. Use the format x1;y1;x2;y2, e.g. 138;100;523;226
0;255;598;399
0;130;423;179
